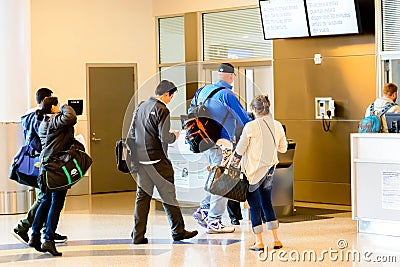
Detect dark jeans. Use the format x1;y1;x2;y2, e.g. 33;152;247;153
247;170;278;233
227;200;242;221
31;190;68;241
132;159;185;242
15;189;44;233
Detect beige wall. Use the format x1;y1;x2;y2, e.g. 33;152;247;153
31;0;156;111
30;0;157;195
152;0;257;16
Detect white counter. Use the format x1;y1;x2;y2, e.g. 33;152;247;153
351;133;400;236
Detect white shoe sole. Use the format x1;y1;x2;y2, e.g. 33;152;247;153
206;227;235;234
54;238;68;243
11;230;28;245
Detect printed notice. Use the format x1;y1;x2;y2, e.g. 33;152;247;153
382;171;400;210
306;0;359;36
260;0;309;39
172;161;190;188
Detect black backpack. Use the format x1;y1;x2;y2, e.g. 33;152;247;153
183;87;228;153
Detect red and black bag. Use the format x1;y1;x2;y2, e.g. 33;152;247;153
184;87;228;153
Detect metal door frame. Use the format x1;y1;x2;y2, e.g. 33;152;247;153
201;62;273;110
237;65;274;114
85;63;138;194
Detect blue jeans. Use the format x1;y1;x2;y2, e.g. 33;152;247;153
200;145;228;222
31;190;68;241
247;168;279;234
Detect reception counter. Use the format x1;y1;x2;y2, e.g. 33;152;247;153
351;133;400;236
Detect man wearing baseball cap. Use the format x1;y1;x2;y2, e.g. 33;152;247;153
190;63;252;233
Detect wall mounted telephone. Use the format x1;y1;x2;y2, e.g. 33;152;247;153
315;97;335;119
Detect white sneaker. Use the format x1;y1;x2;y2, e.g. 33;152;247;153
207;220;235;234
193;208;209;228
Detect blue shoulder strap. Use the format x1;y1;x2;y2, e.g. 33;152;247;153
377;102;396;117
369;102;396;117
369;103;374;116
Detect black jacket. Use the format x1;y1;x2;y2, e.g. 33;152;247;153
133;97;176;161
39;105;77;161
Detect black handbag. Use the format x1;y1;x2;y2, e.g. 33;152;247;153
115;102;143;174
116;137;138;174
204;166;249;202
42;139;92;191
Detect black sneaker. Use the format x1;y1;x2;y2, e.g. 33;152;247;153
231;219;240;225
11;229;29;245
28;236;45;252
53;233;68;243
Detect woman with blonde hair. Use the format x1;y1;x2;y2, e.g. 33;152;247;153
229;95;287;251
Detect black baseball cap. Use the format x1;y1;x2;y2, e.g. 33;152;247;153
218;63;235;74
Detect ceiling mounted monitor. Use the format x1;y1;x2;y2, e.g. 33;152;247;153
306;0;360;36
259;0;310;40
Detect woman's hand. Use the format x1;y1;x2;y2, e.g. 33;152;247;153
227;151;242;169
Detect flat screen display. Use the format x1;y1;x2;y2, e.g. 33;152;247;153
259;0;310;40
306;0;359;36
385;113;400;133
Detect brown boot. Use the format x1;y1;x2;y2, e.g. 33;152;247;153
41;240;62;256
28;236;44;252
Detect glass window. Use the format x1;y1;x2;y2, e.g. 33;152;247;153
160;65;187;129
382;0;400;52
159;16;185;64
203;8;272;61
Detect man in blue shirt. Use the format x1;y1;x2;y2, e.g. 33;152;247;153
191;63;251;233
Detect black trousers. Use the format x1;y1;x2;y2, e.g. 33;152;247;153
227;200;243;221
132;159;185;242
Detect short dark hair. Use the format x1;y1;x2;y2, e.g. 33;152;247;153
35;96;58;120
155;80;177;96
36;88;53;104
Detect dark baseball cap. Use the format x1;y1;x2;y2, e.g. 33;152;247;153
218;63;235;74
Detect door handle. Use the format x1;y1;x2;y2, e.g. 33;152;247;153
91;137;102;141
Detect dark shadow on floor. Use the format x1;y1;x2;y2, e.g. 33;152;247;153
278;207;350;223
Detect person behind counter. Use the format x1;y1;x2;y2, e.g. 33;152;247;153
365;82;400;133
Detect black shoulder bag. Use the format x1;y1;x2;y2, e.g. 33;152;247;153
41;120;92;191
116;102;143;174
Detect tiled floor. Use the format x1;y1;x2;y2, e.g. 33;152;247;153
1;192;400;266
